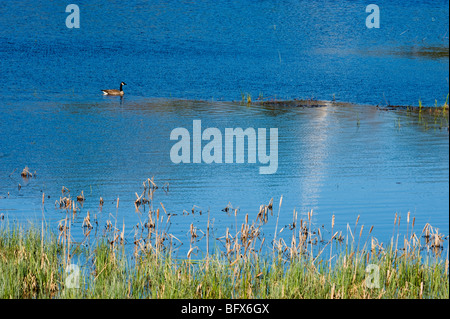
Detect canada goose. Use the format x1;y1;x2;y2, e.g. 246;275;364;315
101;82;127;96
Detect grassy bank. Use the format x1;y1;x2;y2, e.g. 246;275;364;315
0;217;447;299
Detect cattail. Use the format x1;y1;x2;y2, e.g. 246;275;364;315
332;215;335;229
407;211;410;224
42;192;45;205
359;225;364;238
369;225;374;234
394;213;397;225
434;233;441;247
116;197;119;208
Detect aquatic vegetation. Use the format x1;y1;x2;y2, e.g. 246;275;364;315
0;181;448;299
241;92;252;105
20;166;33;178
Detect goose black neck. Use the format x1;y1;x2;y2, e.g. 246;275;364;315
120;83;123;91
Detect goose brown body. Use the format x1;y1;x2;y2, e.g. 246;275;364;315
102;82;127;96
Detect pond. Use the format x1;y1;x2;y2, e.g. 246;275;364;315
0;0;448;256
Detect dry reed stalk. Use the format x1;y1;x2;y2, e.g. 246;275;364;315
346;223;354;244
8;168;17;177
134;192;143;210
120;220;125;244
290;210;298;258
314;231;338;264
21;166;33;178
354;215;360;241
61;186;70;194
76;190;85;202
82;211;92;229
330;215;335;269
445;250;449;275
406;211;411;245
67;213;72;266
272;196;283;253
148;177;158;189
40;218;45;267
308;210;314;261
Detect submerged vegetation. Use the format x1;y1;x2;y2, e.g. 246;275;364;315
0;178;448;299
249;93;450;132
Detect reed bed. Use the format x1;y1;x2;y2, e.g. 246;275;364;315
0;179;448;299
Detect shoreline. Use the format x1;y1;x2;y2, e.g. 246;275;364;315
0;207;448;299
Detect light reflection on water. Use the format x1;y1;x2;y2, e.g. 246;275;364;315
0;0;448;256
0;99;448;255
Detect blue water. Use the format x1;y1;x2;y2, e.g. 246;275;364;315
0;1;448;256
0;0;448;105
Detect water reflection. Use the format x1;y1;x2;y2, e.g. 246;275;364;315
0;99;447;253
297;107;330;216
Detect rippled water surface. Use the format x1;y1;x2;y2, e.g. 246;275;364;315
0;1;448;253
0;99;448;251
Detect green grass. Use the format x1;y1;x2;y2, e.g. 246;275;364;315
0;219;448;299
